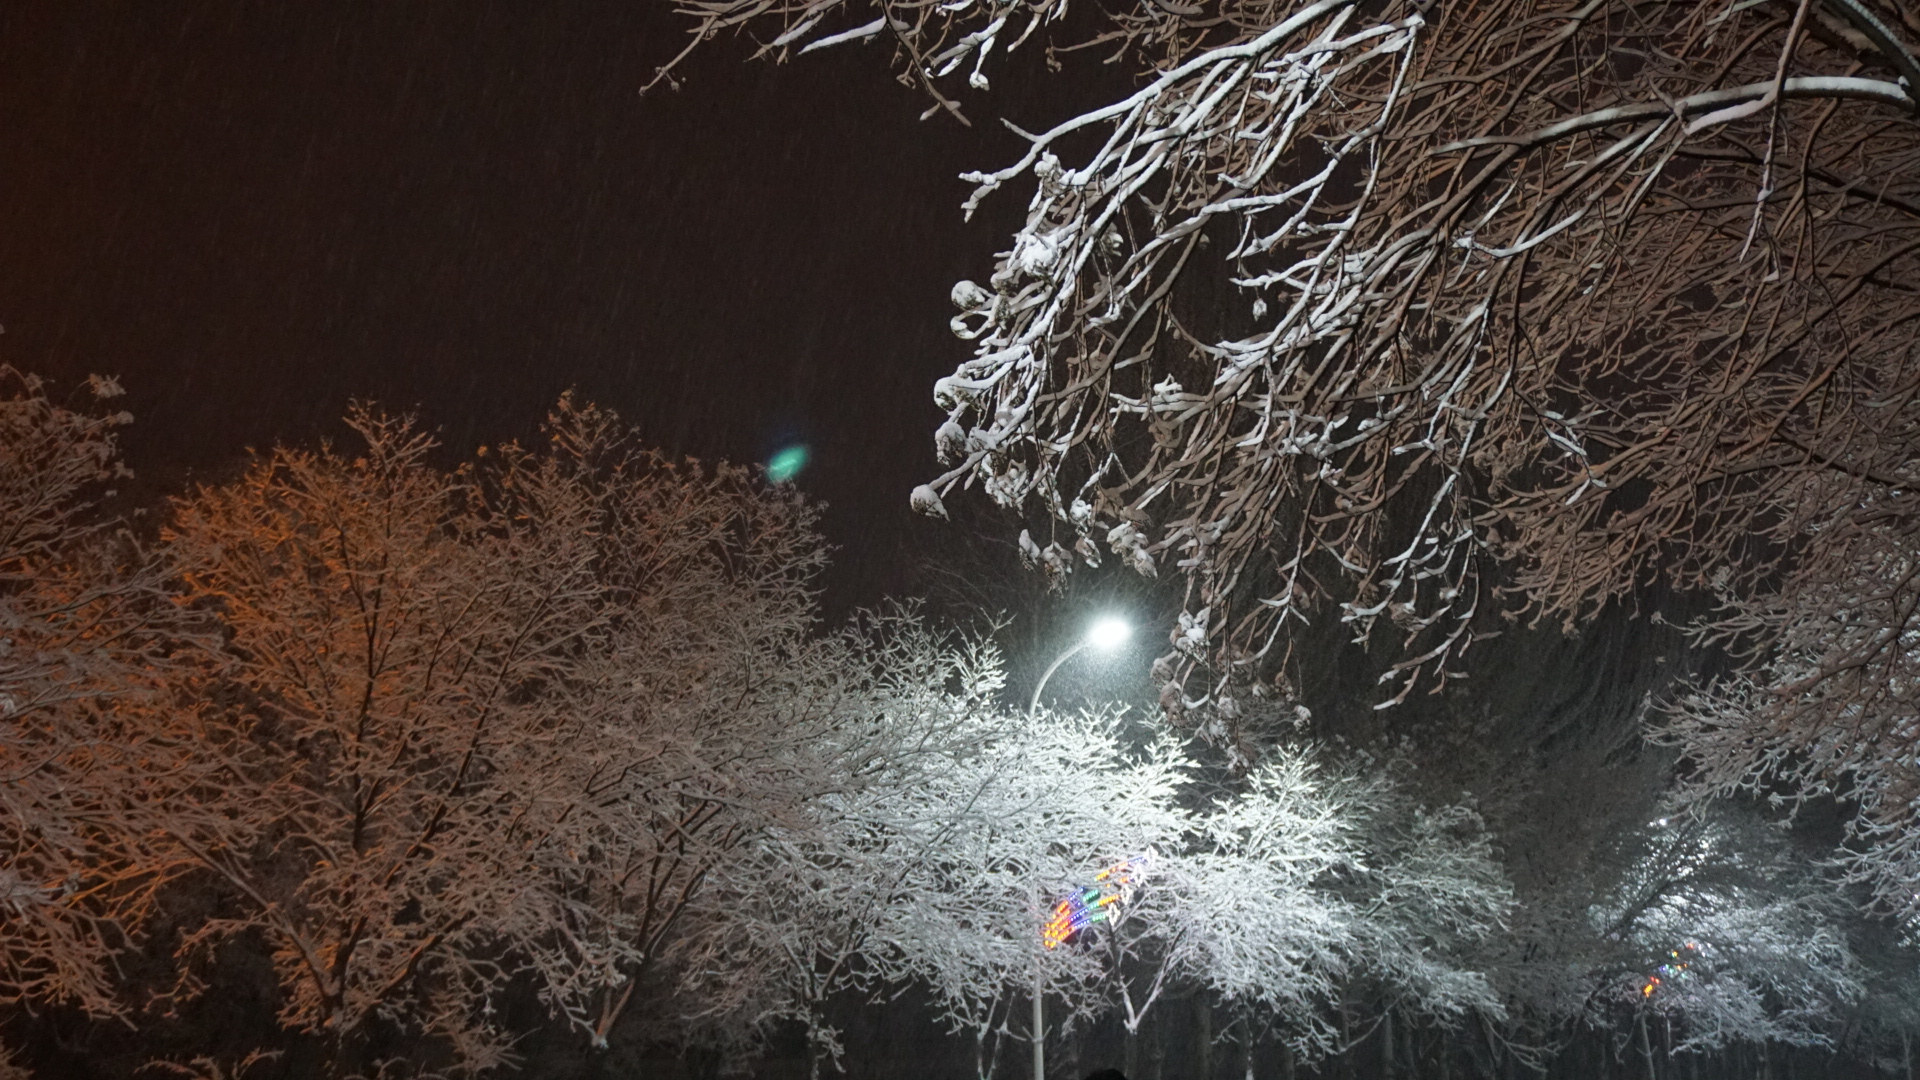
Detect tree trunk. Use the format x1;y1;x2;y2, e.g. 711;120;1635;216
326;1027;372;1080
978;1015;1007;1080
1404;1018;1417;1080
1126;1020;1140;1080
1198;996;1214;1080
1151;1011;1167;1080
1340;1000;1354;1080
1239;1002;1256;1080
1381;1010;1394;1080
806;1009;832;1080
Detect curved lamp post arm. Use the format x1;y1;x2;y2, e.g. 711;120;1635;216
1029;640;1090;717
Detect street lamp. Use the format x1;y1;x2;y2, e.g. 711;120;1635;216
1029;616;1132;716
1028;614;1131;1080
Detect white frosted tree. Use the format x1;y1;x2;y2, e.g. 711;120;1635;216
1153;757;1511;1061
1582;805;1864;1053
666;613;1021;1077
701;691;1518;1077
1334;778;1513;1029
1095;750;1361;1063
879;709;1193;1075
687;704;1206;1079
1665;523;1920;924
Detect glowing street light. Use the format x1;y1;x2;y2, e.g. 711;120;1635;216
1086;615;1131;652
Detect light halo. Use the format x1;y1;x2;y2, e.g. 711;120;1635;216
1085;616;1131;652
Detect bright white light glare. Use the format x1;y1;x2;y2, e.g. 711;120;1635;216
1086;616;1131;652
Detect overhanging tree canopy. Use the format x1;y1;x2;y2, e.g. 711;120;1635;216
663;0;1920;916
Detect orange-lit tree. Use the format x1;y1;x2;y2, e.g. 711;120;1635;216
145;398;833;1073
0;369;194;1047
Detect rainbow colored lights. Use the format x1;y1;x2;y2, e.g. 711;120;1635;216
1641;943;1700;999
1043;857;1145;950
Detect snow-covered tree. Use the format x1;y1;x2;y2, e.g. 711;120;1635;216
667;613;1020;1077
1580;805;1864;1053
1096;748;1359;1061
131;397;840;1074
4;378;1510;1076
1666;522;1920;924
11;364;1886;1075
869;708;1193;1073
1335;775;1513;1029
1839;921;1920;1077
0;368;192;1031
475;398;837;1051
1150;756;1512;1065
667;0;1920;707
697;704;1521;1075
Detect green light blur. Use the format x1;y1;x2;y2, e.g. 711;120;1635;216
767;445;809;483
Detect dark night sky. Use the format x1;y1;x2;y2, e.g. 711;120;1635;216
0;0;1100;605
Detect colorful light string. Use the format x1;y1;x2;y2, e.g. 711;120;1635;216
1641;943;1700;999
1043;856;1146;950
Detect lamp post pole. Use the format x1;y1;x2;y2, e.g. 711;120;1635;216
1033;956;1047;1080
1029;642;1080;1080
1026;617;1131;1080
